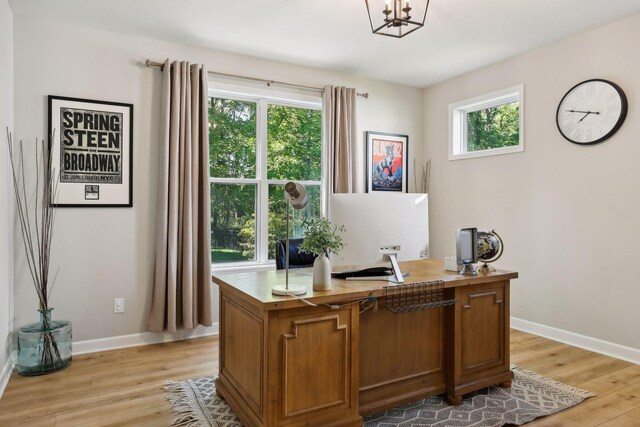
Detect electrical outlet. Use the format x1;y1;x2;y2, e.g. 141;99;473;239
420;250;428;258
114;298;125;314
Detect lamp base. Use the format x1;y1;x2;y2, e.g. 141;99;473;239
272;284;307;296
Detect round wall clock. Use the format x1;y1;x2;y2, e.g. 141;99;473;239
556;79;627;145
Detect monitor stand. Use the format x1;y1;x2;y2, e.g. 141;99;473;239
382;251;404;283
459;263;478;276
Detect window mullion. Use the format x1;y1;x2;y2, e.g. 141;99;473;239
210;177;259;185
462;111;469;154
258;99;269;264
267;179;321;186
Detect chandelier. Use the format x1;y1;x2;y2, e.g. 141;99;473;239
365;0;430;38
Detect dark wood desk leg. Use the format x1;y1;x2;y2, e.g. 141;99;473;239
499;380;512;388
447;394;463;406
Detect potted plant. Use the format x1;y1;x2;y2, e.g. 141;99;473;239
7;131;72;375
299;218;345;291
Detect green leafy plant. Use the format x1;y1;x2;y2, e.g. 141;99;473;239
299;218;345;257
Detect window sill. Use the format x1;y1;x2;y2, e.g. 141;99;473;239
211;262;276;275
449;144;524;161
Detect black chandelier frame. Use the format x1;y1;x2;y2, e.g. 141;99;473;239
365;0;431;38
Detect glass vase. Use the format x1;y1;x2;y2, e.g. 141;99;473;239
17;308;72;376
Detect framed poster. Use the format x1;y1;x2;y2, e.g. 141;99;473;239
48;95;133;207
365;131;408;193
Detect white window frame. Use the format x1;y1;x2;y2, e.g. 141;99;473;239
448;84;524;161
208;86;324;272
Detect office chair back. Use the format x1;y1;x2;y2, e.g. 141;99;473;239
275;238;318;270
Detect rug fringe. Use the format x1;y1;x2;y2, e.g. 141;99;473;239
164;380;209;427
511;365;595;398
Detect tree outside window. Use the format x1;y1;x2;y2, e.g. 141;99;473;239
466;102;519;151
209;96;322;265
449;85;524;160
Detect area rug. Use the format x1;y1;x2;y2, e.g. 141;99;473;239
164;365;594;427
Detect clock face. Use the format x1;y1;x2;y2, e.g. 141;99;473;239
556;79;627;145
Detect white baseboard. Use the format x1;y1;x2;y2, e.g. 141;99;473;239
0;325;219;399
0;353;15;400
511;317;640;365
72;323;219;356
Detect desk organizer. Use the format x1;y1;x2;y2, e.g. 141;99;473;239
383;280;456;313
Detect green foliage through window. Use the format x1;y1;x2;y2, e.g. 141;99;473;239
209;98;256;179
209;97;323;264
267;105;322;181
466;102;520;152
211;184;256;263
266;185;321;259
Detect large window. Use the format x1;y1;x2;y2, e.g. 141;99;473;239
209;94;323;267
449;85;524;160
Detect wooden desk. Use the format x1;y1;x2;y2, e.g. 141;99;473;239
213;259;518;427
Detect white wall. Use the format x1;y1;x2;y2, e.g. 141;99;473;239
423;13;640;350
0;0;14;396
12;15;424;342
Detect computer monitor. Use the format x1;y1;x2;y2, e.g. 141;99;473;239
329;193;429;272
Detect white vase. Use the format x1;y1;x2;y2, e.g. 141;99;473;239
313;254;332;291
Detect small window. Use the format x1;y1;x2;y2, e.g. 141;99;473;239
449;85;524;160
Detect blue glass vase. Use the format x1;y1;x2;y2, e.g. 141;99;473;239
17;308;72;376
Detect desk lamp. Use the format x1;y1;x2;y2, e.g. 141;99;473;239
272;182;309;296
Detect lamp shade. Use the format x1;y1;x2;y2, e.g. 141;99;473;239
284;182;309;210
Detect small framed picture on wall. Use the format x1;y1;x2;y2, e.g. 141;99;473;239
365;131;408;193
48;95;133;207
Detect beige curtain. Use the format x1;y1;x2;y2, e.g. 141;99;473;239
323;86;356;193
147;60;213;332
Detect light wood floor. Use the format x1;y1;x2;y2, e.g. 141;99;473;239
0;330;639;426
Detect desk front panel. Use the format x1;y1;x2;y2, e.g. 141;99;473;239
359;302;446;414
446;280;513;401
267;305;362;427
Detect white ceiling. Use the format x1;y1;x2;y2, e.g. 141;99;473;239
9;0;640;87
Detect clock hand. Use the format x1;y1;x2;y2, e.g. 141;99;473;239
566;109;601;114
578;112;591;123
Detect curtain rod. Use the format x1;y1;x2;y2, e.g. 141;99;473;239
144;60;369;99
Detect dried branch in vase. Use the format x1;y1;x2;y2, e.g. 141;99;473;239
7;129;60;309
414;158;418;193
424;158;431;193
7;128;69;375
